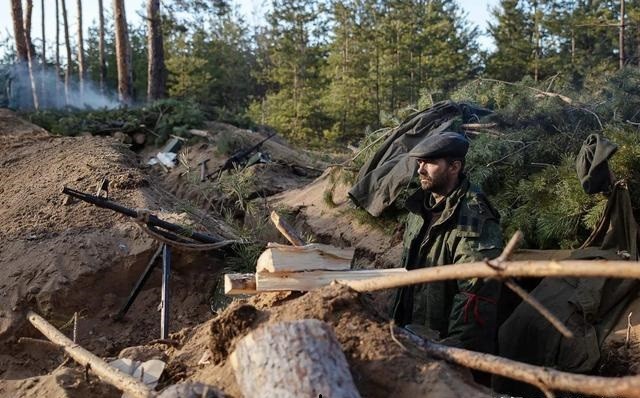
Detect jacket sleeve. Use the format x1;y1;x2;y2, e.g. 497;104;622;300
443;218;503;353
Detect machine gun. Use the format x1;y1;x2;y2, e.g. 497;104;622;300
62;186;225;243
206;132;277;180
62;186;234;338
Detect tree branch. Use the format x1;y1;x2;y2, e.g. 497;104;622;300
396;326;640;398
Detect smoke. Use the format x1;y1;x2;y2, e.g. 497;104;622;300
3;62;119;110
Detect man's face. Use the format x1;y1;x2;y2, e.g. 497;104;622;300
417;158;452;192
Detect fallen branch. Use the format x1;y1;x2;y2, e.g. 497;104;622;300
395;325;640;398
479;78;574;104
27;311;153;398
460;123;498;129
344;260;640;292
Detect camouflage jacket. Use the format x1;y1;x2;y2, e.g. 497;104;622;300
393;176;503;354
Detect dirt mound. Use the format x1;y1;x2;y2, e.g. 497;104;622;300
157;284;489;397
0;367;119;398
0;109;236;395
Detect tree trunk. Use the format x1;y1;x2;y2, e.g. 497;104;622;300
98;0;106;94
24;0;39;109
620;0;625;69
10;0;28;62
230;319;360;398
10;0;35;109
55;0;61;102
113;0;133;105
24;0;35;57
61;0;72;105
147;0;166;102
76;0;86;96
40;0;46;107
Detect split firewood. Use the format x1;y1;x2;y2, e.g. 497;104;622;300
231;319;360;398
26;311;153;398
224;273;257;295
256;242;354;273
256;268;406;292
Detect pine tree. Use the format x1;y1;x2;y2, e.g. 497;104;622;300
322;0;380;141
485;0;535;81
250;0;329;142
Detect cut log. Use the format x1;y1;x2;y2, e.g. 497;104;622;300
224;273;256;295
26;311;153;398
270;211;305;246
230;319;360;398
256;268;406;292
256;242;355;273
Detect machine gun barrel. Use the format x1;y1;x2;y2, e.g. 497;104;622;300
206;132;277;179
62;186;223;244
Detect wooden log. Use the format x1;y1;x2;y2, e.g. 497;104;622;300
270;211;305;246
230;319;360;398
345;260;640;292
256;268;406;292
26;311;153;398
224;273;257;295
256;243;354;273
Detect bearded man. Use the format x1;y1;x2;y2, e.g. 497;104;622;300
393;132;504;355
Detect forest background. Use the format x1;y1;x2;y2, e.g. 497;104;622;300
2;0;640;250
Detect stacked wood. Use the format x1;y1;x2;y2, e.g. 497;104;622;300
230;319;360;398
225;242;406;295
256;242;354;272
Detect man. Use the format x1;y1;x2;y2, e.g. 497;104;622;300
393;131;504;355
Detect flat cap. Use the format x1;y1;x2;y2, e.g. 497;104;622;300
408;132;469;159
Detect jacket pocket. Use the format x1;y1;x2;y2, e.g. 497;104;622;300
556;312;600;372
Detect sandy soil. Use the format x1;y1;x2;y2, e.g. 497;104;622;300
0;109;236;397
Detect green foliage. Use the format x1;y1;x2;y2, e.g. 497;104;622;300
23;99;204;145
218;166;258;216
215;131;249;156
451;70;640;249
495;156;604;249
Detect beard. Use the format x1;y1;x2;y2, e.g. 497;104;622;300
420;172;447;193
